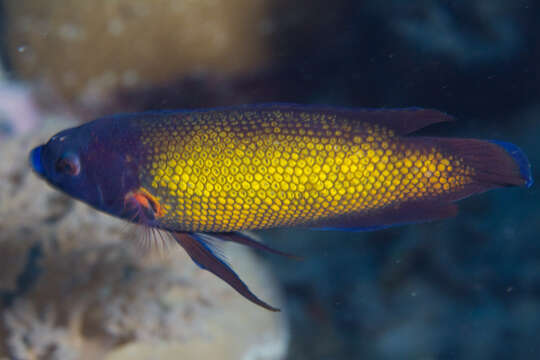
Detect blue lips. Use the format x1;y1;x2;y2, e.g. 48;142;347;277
30;145;45;177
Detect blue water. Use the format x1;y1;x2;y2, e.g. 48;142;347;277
1;1;538;359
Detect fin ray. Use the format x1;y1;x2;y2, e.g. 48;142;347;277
425;137;533;201
172;232;279;312
216;231;302;260
488;140;533;188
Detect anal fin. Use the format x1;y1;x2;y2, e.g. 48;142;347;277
217;231;302;260
308;201;458;231
172;232;279;312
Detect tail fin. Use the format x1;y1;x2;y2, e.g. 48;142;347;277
432;138;533;201
488;140;534;188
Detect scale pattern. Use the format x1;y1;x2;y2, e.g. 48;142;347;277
136;109;474;232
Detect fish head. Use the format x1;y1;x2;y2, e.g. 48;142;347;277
30;120;140;217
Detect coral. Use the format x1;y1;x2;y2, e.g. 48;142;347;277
3;0;273;111
0;81;41;137
0;121;289;359
3;300;78;360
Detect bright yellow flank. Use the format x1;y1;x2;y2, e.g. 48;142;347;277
137;109;473;232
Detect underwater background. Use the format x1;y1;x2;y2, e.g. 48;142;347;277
0;1;538;359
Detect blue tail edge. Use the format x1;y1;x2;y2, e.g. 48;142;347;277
489;140;534;188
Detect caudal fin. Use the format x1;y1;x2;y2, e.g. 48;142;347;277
488;140;534;188
434;138;533;201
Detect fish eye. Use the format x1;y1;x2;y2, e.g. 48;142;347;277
55;153;80;176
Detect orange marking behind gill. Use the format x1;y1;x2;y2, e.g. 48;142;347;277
125;187;167;219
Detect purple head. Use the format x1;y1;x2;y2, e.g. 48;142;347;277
29;118;142;219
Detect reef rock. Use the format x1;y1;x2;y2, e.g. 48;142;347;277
4;0;273;110
0;121;289;359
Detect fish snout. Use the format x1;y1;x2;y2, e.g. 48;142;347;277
30;145;45;177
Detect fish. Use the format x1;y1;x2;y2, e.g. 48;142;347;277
29;104;533;311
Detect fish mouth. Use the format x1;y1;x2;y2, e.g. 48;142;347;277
29;145;45;178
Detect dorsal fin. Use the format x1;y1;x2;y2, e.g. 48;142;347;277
349;107;454;135
243;104;454;135
131;103;453;136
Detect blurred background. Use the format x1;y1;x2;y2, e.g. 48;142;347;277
0;0;539;359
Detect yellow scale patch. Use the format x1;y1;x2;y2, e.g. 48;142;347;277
137;110;473;232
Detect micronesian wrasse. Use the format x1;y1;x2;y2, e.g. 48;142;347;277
30;104;533;311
